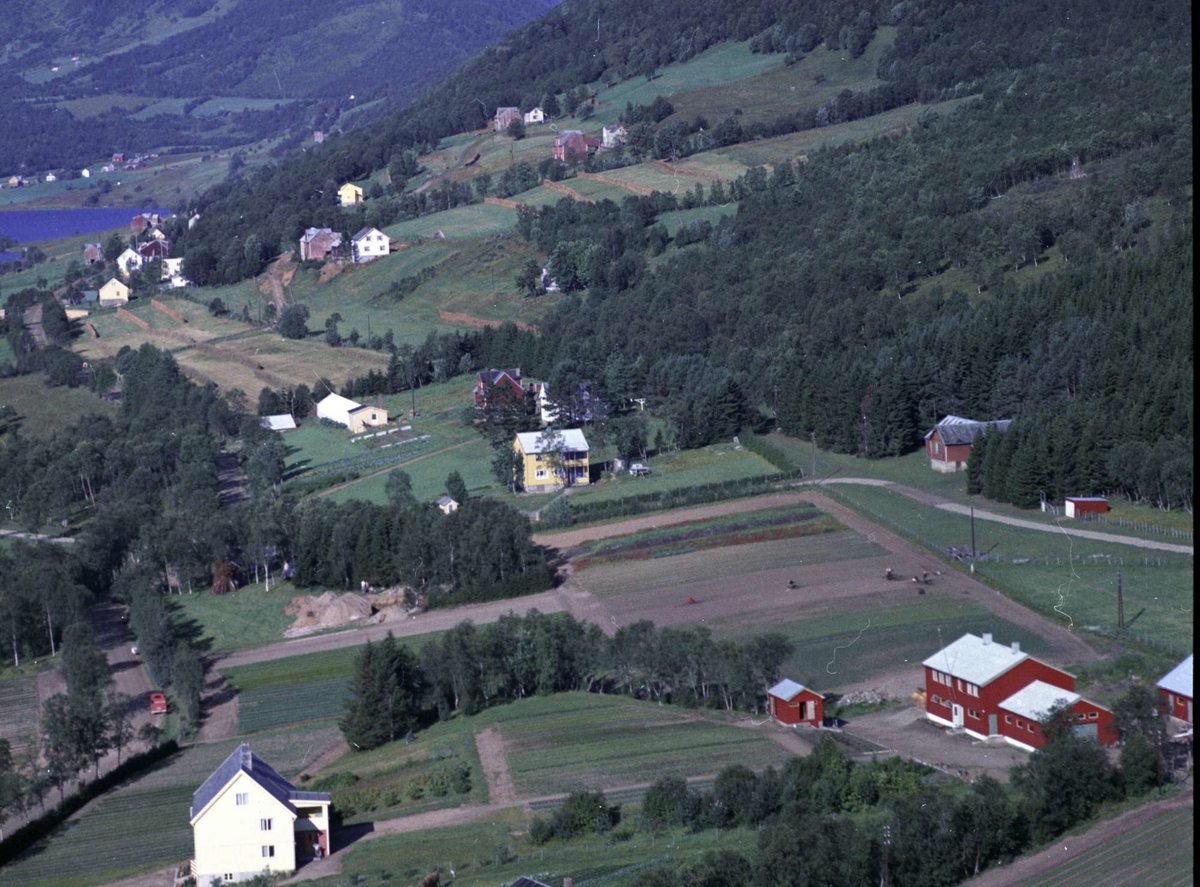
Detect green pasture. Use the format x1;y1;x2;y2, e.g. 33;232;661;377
2;723;343;887
565;443;777;506
819;483;1193;653
383;203;518;242
722;598;1052;691
169;583;300;655
509;185;574;208
1014;806;1193;887
0;675;39;758
710;95;980;168
487;693;792;798
192;97;297;117
330;806;759;887
566;175;639;202
597;163;715;195
587;42;786;127
55;94;154;119
0;374;118;439
324;436;498;505
657;203;739;237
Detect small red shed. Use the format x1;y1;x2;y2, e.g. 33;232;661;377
767;679;824;727
149;692;168;714
1064;497;1108;519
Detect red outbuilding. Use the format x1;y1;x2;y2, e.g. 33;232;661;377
149;692;168;714
1157;654;1193;723
1064;496;1108;518
767;679;824;727
996;680;1117;750
924;415;1012;473
923;633;1116;749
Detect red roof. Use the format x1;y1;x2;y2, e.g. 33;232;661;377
149;692;168;714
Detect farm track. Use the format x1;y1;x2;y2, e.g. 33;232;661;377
475;727;517;804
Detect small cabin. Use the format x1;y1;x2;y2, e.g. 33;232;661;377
1064;497;1108;519
767;679;824;727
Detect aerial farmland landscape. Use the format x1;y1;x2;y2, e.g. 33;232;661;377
0;1;1193;886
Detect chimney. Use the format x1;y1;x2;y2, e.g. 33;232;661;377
563;880;573;887
1011;641;1021;655
982;633;992;646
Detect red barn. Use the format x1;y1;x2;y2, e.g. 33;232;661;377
997;680;1116;750
552;131;600;162
767;679;824;727
924;415;1012;473
1157;654;1193;723
922;633;1118;749
474;368;524;408
1064;497;1108;518
83;242;102;264
138;239;170;260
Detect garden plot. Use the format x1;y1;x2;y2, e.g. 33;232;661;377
0;675;40;757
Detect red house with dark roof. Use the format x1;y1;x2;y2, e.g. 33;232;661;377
924;415;1012;473
924;633;1115;750
552;131;600;162
474;368;524;408
767;679;823;727
1157;654;1193;723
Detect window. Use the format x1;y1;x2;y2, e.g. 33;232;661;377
262;846;275;858
235;793;249;806
535;468;548;479
1088;711;1098;720
930;694;940;705
935;442;943;455
1005;715;1012;724
968;709;979;720
225;875;233;882
1028;723;1035;733
260;818;272;831
1016;719;1024;728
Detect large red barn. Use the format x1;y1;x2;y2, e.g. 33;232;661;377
474;368;524;408
923;633;1115;750
767;679;823;727
1157;654;1193;723
924;415;1012;473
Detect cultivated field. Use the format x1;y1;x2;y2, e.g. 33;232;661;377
485;693;792;797
0;374;118;438
1;724;343;887
0;675;40;758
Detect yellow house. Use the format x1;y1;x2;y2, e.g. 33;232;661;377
437;495;460;515
347;403;388;434
190;744;331;883
337;182;364;207
98;278;130;305
514;428;590;491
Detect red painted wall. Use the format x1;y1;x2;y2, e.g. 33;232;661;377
769;689;823;726
1160;687;1193;723
998;698;1117;748
925;657;1076;735
925;430;973;465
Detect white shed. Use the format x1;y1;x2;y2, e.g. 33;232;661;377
316;393;363;427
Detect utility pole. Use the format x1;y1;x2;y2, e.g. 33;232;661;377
811;431;816;481
880;823;891;887
970;506;976;574
1117;569;1124;630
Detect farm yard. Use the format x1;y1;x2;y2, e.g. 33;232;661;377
0;724;343;887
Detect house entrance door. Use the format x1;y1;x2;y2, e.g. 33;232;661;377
952;704;964;728
988;713;998;735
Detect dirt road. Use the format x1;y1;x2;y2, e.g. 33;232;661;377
963;786;1193;886
475;727;517;804
0;528;75;544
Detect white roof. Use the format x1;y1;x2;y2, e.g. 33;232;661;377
768;679;810;702
998;680;1080;721
260;414;296;431
437;495;458;507
923;633;1028;686
317;392;361;412
516;428;589;453
1158;654;1193;698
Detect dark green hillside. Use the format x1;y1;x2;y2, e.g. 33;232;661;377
180;0;1191;507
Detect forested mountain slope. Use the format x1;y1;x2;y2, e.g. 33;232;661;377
0;0;558;172
176;0;1196;507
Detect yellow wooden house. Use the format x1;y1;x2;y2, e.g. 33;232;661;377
190;743;331;883
98;278;130;306
337;182;364;207
513;428;590;491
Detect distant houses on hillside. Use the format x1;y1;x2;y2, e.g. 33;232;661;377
602;124;627;148
351;226;389;263
513;428;590;491
338;182;364;207
552;130;600;162
299;227;344;262
523;107;545;125
494;106;521;131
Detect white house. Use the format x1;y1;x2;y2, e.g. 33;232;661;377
316;392;388;433
523;107;545;125
351;226;389;263
117;247;143;276
602;124;627;149
45;173;57;183
190;743;331;883
81;168;91;178
161;257;191;288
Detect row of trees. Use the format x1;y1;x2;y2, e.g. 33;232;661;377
342;612;797;749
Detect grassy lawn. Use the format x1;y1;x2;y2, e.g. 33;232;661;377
720;598;1051;690
657;203;739;237
0;374;118;438
329;807;759;887
1014;806;1193;887
566;443;778;506
169;583;301;655
383;203;518;241
486;693;792;798
1;723;343;887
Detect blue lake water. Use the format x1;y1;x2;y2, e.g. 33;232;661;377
0;207;170;261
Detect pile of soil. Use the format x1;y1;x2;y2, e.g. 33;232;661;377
284;592;372;634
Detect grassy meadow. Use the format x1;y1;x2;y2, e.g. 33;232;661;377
0;374;118;438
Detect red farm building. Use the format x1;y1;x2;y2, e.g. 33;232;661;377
474;368;524;408
767;679;824;727
1157;654;1193;723
149;692;168;714
923;633;1115;750
552;130;600;163
924;415;1012;473
1064;496;1109;518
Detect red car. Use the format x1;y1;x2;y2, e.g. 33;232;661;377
149;692;168;715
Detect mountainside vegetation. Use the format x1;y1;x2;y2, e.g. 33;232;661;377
0;0;559;172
